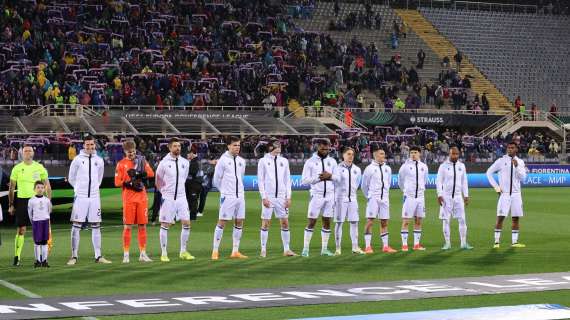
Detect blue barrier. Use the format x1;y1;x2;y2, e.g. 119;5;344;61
239;173;570;191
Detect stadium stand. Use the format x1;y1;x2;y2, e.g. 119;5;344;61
0;0;567;166
420;7;570;110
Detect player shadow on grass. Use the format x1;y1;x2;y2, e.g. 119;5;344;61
405;249;460;266
463;248;516;266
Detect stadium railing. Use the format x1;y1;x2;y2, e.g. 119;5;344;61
385;0;539;13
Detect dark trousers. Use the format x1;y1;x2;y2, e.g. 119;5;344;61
151;190;162;223
185;182;202;221
198;187;211;214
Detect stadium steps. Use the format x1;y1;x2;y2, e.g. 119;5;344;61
293;4;443;82
395;10;513;111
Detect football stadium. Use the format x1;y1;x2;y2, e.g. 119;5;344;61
0;1;569;319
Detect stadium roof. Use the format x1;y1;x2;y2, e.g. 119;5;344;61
1;106;336;136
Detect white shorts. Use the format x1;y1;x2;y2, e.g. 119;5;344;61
366;198;390;220
160;198;190;224
261;197;289;220
497;193;524;217
439;196;465;220
402;196;426;219
71;197;102;223
219;196;246;221
334;201;359;222
308;195;335;219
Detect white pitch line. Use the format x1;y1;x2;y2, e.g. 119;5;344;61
0;279;98;320
0;279;42;298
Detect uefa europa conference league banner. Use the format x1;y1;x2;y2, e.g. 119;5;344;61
232;173;570;191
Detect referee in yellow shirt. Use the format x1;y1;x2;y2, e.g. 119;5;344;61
8;145;51;266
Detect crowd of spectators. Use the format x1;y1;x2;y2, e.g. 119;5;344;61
0;0;480;116
0;0;340;110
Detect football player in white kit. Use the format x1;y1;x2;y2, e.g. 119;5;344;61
331;147;364;255
486;142;527;249
211;136;248;260
155;138;195;262
301;139;337;257
257;138;297;257
67;136;110;265
436;146;473;250
361;146;397;254
398;146;429;252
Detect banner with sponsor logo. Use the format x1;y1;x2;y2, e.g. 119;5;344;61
354;112;504;128
527;164;570;174
228;173;570;191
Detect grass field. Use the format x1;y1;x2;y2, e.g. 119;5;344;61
0;187;569;319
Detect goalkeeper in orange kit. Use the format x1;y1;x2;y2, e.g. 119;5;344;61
115;141;155;263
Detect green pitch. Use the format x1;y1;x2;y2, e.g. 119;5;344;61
0;188;569;319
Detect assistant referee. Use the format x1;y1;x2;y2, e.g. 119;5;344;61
8;145;51;266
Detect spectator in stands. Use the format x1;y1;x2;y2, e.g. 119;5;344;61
393;20;400;37
549;103;558;116
417;49;426;69
400;21;407;38
68;144;77;161
454;51;463;71
515;96;523;111
519;103;527;119
357;93;366;110
375;13;383;30
394;97;405;111
435;85;444;109
384;95;394;112
531;103;539;120
442;56;451;68
549;139;560;156
391;33;399;49
420;84;428;104
405;94;414;110
481;93;490;112
408;67;419;85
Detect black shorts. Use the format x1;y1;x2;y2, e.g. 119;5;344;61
15;198;30;227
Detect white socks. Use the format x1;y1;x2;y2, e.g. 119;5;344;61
443;219;451;245
34;244;41;262
458;218;467;246
92;225;102;258
512;230;519;244
232;226;243;253
260;228;269;251
303;228;313;250
401;230;409;246
321;229;331;251
364;233;372;248
160;226;168;256
413;229;422;246
71;223;81;258
494;228;501;244
213;225;224;251
281;228;290;252
349;222;359;250
381;232;389;248
334;222;343;250
180;225;190;253
41;245;48;262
